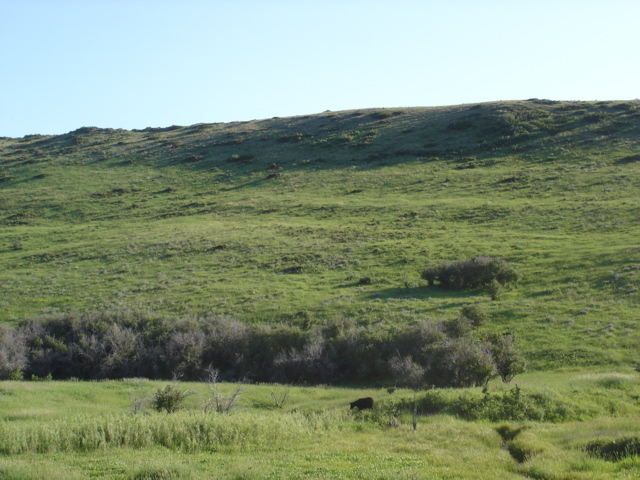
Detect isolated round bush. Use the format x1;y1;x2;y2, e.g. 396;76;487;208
421;256;518;291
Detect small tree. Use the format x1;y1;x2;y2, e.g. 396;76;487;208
485;279;503;301
0;326;27;379
428;338;496;388
487;334;526;383
389;354;424;431
389;354;425;390
202;367;244;414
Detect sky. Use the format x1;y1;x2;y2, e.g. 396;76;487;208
1;0;639;138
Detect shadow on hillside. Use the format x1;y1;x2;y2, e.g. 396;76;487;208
365;286;482;303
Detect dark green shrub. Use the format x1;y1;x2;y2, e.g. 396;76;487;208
227;154;254;163
485;279;503;300
152;383;194;413
586;437;640;461
460;304;488;327
11;308;524;388
421;256;518;291
447;120;474;131
12;238;23;250
371;111;394;120
213;138;244;147
442;316;472;338
419;390;448;414
450;386;532;421
421;264;439;286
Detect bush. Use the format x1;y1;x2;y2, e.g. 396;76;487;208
371;111;394;120
485;279;503;301
227;154;254;163
586;436;640;461
389;355;425;390
12;238;23;250
450;386;584;422
421;256;518;291
421;264;439;286
430;338;496;387
9;307;525;388
152;383;194;413
0;325;26;379
446;120;474;131
460;304;488;327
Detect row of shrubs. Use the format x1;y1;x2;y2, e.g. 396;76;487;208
0;307;525;387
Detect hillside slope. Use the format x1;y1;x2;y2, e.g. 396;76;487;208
1;99;639;370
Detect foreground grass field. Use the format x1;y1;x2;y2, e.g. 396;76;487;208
0;372;639;479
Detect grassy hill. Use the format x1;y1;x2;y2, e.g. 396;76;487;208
1;99;639;371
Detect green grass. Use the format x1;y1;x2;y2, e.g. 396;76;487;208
1;100;639;373
1;99;640;476
0;374;638;478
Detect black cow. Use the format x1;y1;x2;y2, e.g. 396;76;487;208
350;397;374;410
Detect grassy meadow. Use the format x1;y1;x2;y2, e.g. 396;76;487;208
1;100;639;368
0;372;639;479
1;99;640;477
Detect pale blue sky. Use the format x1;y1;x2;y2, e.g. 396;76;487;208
1;0;638;137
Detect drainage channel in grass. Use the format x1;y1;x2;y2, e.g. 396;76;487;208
496;425;531;465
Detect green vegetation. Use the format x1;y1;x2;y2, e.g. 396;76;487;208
0;100;638;373
421;255;518;291
0;374;638;478
1;99;639;477
1;307;525;387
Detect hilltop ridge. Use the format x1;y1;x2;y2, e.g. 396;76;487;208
3;99;639;169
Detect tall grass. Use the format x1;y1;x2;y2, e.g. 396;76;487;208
0;410;345;455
